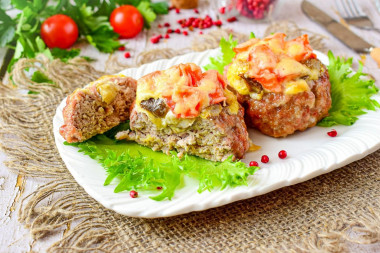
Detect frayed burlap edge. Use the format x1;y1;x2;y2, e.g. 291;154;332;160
0;27;379;252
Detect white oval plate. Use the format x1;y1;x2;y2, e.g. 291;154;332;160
53;49;380;218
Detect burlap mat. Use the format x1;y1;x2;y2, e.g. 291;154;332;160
0;25;379;252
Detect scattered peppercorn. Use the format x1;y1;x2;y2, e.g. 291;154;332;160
150;36;160;44
219;6;226;14
261;155;269;163
175;8;180;14
118;45;125;51
164;34;170;39
130;190;138;198
164;22;170;27
249;161;259;167
227;16;238;22
194;9;199;14
175;28;181;34
278;150;287;159
214;20;223;26
124;52;131;58
157;186;163;190
183;30;188;36
327;129;337;137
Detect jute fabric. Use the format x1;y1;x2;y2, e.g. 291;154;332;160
0;26;379;252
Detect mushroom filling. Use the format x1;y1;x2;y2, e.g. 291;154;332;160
140;98;169;118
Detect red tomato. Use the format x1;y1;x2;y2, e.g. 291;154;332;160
110;5;144;38
41;14;79;49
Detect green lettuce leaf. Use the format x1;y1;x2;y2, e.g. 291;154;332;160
65;129;258;201
318;51;380;126
204;35;238;75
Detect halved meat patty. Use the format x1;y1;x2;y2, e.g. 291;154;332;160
116;63;250;162
60;75;137;143
117;104;249;162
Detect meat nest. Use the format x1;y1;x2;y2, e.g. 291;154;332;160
238;59;332;137
60;75;137;143
116;104;250;162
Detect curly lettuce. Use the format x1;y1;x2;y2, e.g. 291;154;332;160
318;51;380;126
65;131;258;201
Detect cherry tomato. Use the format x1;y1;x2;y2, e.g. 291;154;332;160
41;14;79;49
110;5;144;38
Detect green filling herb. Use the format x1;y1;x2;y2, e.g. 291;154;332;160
65;129;258;201
317;51;380;126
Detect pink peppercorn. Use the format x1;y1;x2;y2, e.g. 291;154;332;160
327;129;338;137
261;155;269;163
130;190;138;198
249;161;259;167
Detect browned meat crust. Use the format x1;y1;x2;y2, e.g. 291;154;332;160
60;76;137;143
116;105;250;162
239;67;331;137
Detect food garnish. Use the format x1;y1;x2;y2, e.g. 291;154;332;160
261;155;269;163
327;129;337;137
129;190;138;198
204;35;238;75
278;150;287;159
249;161;259;167
65;133;259;201
317;51;380;127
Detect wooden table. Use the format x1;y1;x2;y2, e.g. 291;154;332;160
1;0;379;251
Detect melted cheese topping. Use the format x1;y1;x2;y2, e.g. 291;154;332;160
227;33;318;97
80;74;126;104
136;63;239;127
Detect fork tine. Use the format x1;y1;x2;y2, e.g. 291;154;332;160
335;0;349;18
347;0;361;17
342;0;354;17
350;0;366;16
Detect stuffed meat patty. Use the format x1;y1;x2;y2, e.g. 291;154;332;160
60;75;137;143
226;33;332;137
116;63;250;162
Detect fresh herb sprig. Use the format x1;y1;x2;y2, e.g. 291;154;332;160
0;0;168;72
65;130;258;201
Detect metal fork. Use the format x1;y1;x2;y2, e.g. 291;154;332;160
335;0;380;33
